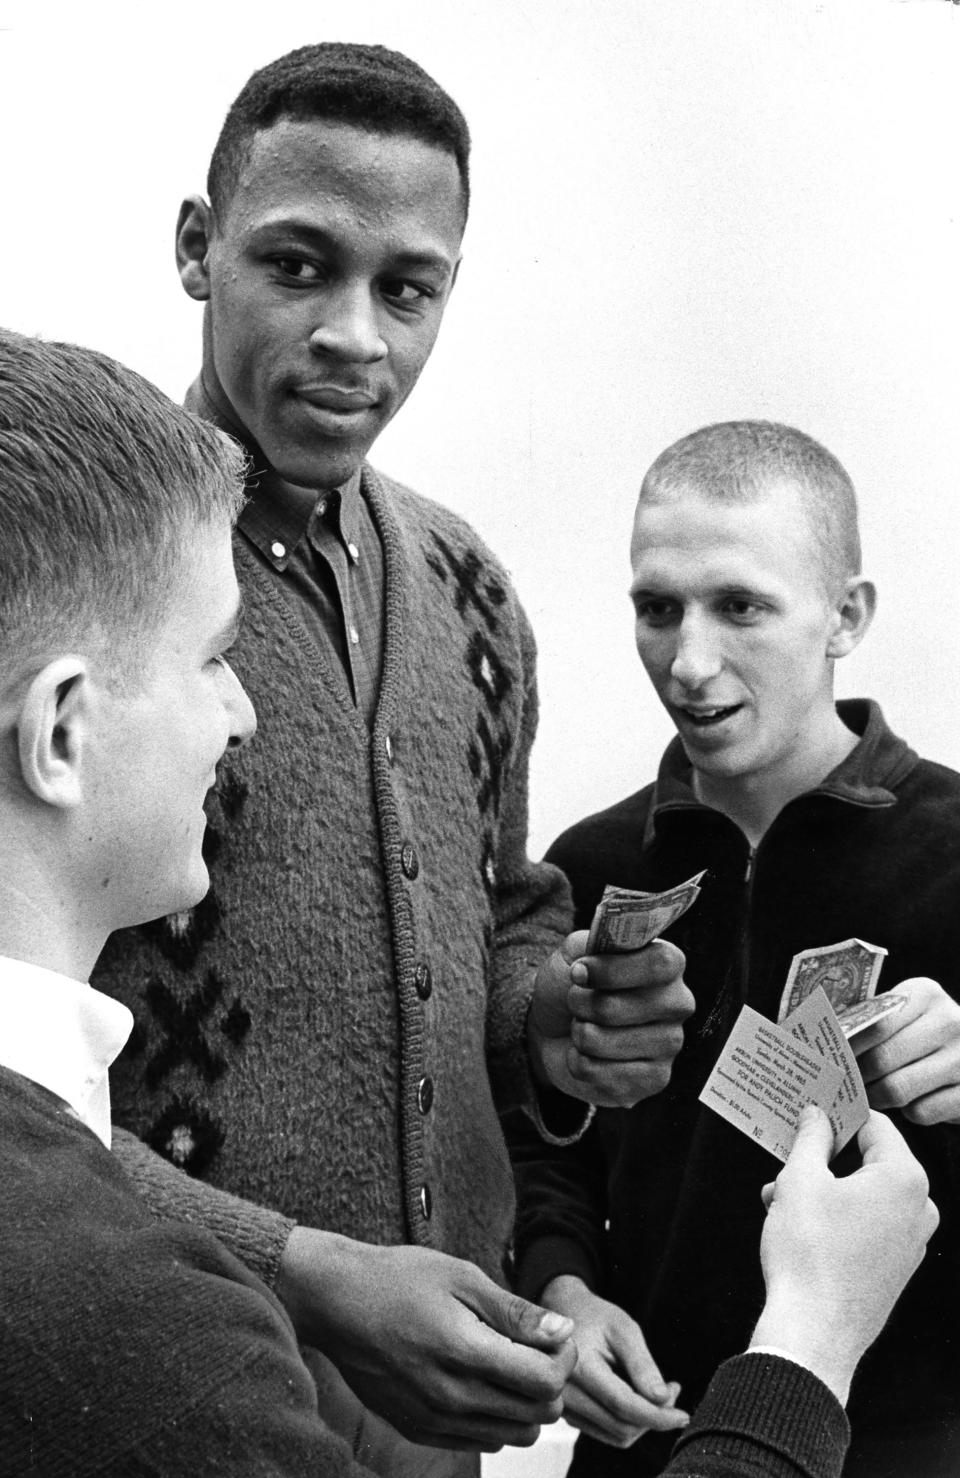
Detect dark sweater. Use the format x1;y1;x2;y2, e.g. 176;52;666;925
0;1065;369;1476
510;701;960;1478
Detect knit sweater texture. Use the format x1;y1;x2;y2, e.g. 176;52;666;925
663;1353;849;1478
0;1065;369;1477
511;700;960;1478
96;462;573;1284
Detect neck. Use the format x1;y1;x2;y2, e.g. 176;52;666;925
691;705;858;847
0;860;105;984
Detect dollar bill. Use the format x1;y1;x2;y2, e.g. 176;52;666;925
776;938;888;1024
586;871;705;954
837;992;906;1040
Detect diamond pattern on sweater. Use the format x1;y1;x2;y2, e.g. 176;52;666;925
136;969;251;1090
145;1093;226;1176
426;532;508;632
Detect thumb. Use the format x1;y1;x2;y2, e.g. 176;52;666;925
784;1103;834;1174
480;1285;574;1348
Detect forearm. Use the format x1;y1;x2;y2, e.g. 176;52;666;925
665;1354;849;1478
508;1110;608;1299
112;1128;294;1288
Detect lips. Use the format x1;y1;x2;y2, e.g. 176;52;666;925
295;385;378;411
677;703;743;728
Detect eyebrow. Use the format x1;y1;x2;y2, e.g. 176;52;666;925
211;596;244;652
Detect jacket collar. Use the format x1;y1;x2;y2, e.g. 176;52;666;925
646;699;917;848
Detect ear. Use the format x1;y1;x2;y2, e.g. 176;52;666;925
176;195;214;303
826;576;877;660
17;658;91;808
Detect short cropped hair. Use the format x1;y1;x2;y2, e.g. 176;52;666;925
640;420;862;596
207;42;471;224
0;330;246;685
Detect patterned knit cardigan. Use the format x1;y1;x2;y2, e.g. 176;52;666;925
99;464;574;1285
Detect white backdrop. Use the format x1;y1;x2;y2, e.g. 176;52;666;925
2;0;958;858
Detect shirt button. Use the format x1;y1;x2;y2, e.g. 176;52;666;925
420;1184;432;1221
417;1076;434;1115
347;541;360;563
414;962;432;1000
401;842;420;880
348;625;360;645
317;498;328;516
270;540;286;559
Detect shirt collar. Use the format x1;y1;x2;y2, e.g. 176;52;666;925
647;699;916;846
239;465;363;570
183;374;364;571
0;956;133;1147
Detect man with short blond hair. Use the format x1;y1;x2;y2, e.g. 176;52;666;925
511;420;960;1478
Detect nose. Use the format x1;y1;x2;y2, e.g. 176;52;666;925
308;282;387;364
669;614;722;690
222;664;257;750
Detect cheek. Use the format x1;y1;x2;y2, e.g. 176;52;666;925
635;631;673;679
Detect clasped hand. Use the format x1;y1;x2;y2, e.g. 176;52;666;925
527;931;694;1107
276;1231;577;1451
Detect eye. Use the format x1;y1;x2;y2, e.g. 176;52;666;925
380;277;435;307
270;256;324;284
721;597;765;623
633;598;679;628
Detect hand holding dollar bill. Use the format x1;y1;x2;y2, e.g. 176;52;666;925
586;871;705;954
776;938;905;1040
701;938;905;1160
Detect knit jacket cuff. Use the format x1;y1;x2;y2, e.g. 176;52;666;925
112;1127;295;1289
668;1353;850;1478
513;1233;602;1303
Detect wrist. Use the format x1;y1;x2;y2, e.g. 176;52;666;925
750;1300;858;1406
524;1004;552;1088
542;1273;587;1304
275;1225;367;1347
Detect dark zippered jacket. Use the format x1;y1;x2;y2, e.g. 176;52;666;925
510;700;960;1478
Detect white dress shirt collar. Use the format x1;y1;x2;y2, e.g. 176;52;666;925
0;954;133;1147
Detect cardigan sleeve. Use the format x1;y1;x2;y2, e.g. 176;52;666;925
481;600;592;1141
112;1126;295;1288
663;1353;850;1478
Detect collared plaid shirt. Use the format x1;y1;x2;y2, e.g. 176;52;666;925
185;378;384;722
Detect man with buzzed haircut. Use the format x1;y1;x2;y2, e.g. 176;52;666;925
510;421;960;1478
94;41;695;1475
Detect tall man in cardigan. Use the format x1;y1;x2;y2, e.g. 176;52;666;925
94;42;695;1473
510;420;960;1478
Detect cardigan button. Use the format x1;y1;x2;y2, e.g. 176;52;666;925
414;962;433;1000
417;1076;435;1115
401;842;420;880
420;1183;432;1220
385;734;394;763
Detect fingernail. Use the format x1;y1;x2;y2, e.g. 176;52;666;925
570;962;589;986
538;1312;570;1337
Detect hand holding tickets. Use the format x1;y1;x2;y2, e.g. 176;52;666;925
701;935;903;1160
700;986;869;1161
586;872;705;954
